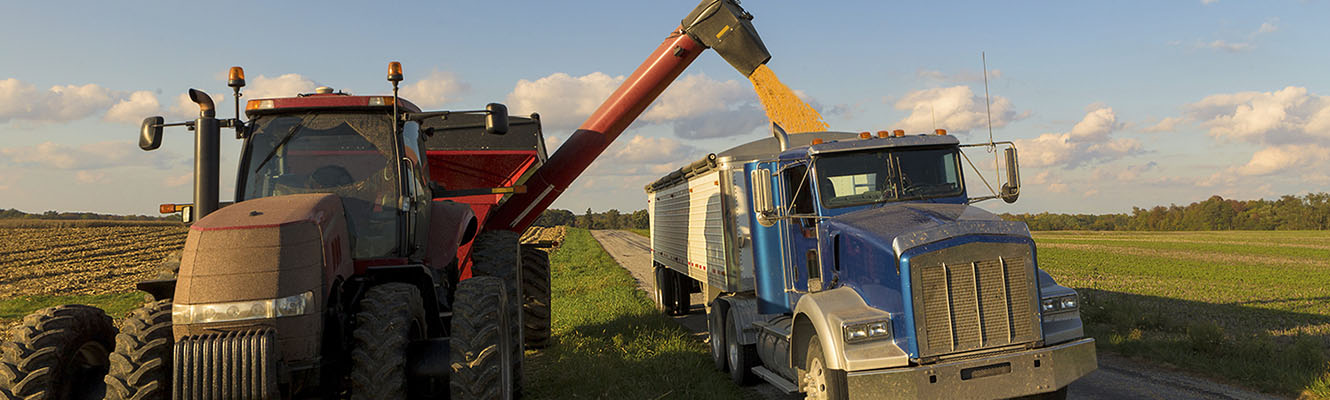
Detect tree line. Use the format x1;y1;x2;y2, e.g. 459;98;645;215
1002;193;1330;231
533;208;649;230
0;208;173;221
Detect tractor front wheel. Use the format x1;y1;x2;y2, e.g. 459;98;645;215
349;283;426;400
0;305;115;400
103;299;173;400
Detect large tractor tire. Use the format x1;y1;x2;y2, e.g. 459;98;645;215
471;230;523;396
520;245;552;349
103;299;172;400
349;283;426;400
0;305;115;400
450;276;513;400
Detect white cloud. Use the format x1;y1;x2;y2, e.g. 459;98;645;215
0;141;181;170
1186;86;1330;145
75;170;106;183
1234;144;1330;176
641;74;750;122
104;91;161;124
611;135;698;165
892;86;1022;134
399;70;468;108
1017;105;1141;169
1140;117;1184;133
0;79;117;123
1205;40;1252;53
506;72;623;131
1258;18;1279;34
246;73;318;100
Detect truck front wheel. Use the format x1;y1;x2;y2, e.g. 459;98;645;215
801;337;847;400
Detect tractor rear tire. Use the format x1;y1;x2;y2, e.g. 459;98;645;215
349;283;425;400
520;245;552;349
103;299;173;400
450;276;512;400
471;230;523;397
0;304;115;400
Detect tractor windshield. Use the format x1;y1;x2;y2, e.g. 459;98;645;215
239;112;401;258
815;147;963;208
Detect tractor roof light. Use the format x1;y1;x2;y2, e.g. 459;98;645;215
387;61;403;83
227;66;246;88
246;99;274;111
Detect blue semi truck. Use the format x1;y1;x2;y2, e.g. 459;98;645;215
645;126;1096;399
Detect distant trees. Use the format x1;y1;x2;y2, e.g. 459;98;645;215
0;208;171;221
1003;193;1330;231
534;208;649;230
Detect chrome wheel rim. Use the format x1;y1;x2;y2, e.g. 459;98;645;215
802;357;827;400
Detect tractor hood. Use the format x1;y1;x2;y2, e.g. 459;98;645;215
823;203;1030;257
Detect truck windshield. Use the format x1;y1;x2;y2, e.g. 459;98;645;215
239;112;400;258
815;147;962;208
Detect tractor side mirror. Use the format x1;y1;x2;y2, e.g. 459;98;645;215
140;116;164;151
750;168;777;227
1000;147;1020;204
485;103;509;135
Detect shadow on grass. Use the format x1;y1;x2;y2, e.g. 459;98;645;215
1078;288;1330;398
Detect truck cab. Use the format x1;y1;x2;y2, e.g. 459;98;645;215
647;129;1097;400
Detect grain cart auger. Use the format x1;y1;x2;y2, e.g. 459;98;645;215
0;0;771;398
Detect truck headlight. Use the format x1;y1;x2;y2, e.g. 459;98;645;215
843;319;893;344
1041;294;1078;313
173;291;315;324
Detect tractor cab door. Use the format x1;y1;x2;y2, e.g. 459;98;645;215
400;121;431;258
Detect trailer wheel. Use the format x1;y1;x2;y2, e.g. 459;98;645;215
800;336;847;400
672;271;691;316
707;303;727;372
104;299;172;400
726;308;757;385
350;283;426;400
653;266;677;314
0;304;115;400
520;245;552;349
471;230;523;397
450;276;512;400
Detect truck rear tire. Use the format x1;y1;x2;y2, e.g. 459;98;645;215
450;276;513;400
726;308;757;385
520;245;552;349
707;303;727;372
104;299;173;400
350;283;426;400
653;266;677;314
801;337;848;400
471;230;523;397
0;304;115;400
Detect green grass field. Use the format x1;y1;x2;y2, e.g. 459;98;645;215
1034;230;1330;398
525;228;745;399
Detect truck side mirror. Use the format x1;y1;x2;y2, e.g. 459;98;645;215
750;168;777;227
485;103;509;135
140;116;164;151
1000;147;1020;203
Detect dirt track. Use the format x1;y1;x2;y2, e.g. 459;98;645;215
589;229;1284;400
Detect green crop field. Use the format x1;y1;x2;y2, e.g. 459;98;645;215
1034;230;1330;398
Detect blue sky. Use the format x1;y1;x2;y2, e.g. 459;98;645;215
2;1;1328;216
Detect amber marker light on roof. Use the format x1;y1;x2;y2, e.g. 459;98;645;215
935;129;947;135
387;61;403;83
893;129;905;137
877;130;890;138
227;66;246;88
859;131;872;139
811;138;824;145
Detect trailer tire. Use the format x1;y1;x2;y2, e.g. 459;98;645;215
0;304;115;400
104;299;172;400
471;230;523;397
450;276;512;400
350;283;425;400
800;337;848;400
726;308;757;385
520;245;552;349
707;302;727;372
672;271;691;316
653;266;677;314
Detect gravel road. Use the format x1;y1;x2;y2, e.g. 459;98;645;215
589;229;1284;400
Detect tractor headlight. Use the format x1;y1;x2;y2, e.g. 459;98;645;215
173;291;315;324
1041;294;1078;313
843;319;893;344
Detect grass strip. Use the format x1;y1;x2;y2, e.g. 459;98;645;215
627;228;649;238
524;228;743;399
0;292;147;320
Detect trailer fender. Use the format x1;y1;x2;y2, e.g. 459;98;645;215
427;199;477;268
791;286;901;372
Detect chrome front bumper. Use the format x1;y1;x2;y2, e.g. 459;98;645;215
846;338;1097;400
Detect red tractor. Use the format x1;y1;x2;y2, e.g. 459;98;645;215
0;0;770;398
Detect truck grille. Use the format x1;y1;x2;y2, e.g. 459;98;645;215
173;329;278;400
910;242;1040;359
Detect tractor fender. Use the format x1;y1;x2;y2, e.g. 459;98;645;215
790;286;903;372
427;200;477;269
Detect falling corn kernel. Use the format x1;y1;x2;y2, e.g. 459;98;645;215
748;65;829;134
